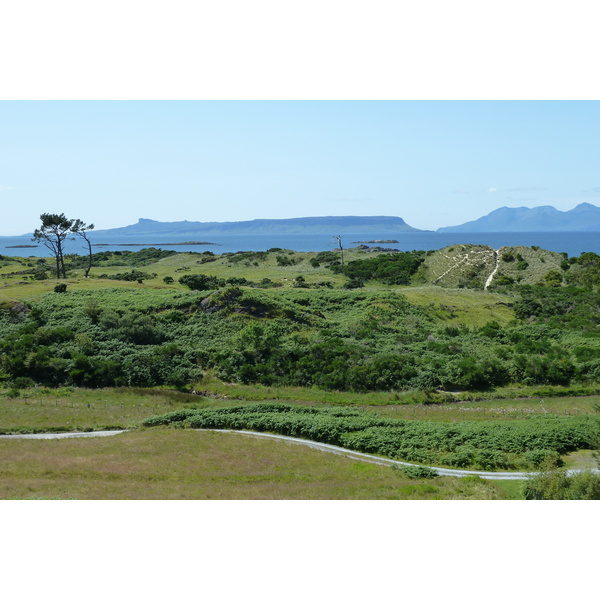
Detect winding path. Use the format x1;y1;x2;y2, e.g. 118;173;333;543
0;430;128;440
2;428;597;481
207;429;599;481
484;248;501;290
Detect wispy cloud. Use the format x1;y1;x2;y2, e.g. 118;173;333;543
0;185;14;192
453;189;470;195
485;187;498;193
506;187;546;192
584;186;600;193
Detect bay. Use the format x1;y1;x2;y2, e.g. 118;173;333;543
2;230;600;258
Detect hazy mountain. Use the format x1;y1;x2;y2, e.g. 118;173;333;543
92;216;423;236
437;203;600;232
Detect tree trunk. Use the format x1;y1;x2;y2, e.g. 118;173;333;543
57;243;66;278
84;236;92;277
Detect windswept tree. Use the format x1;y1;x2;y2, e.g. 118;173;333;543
72;219;95;277
32;213;74;278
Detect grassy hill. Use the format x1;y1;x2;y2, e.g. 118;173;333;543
2;245;600;499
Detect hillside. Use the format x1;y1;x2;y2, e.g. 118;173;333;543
419;244;567;289
3;243;600;499
437;202;600;232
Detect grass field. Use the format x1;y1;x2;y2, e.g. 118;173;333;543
0;428;518;500
3;383;598;433
1;248;598;500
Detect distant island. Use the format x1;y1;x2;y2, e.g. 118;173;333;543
352;239;399;244
437;202;600;232
93;241;219;247
7;205;600;243
89;216;421;237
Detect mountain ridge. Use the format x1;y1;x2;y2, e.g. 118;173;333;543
91;215;424;236
437;202;600;232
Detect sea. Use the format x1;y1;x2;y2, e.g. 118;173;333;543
2;231;600;259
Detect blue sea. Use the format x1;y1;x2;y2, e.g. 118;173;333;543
2;231;600;258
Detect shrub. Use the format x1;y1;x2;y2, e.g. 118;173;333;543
98;269;156;282
398;465;439;479
523;449;564;468
276;255;296;266
293;276;308;288
544;270;563;287
495;276;514;286
179;273;223;291
524;470;600;500
334;252;425;285
344;279;364;289
54;283;67;293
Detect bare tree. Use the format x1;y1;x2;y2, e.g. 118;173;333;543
334;235;344;266
71;219;95;277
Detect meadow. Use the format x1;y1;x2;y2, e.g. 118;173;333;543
1;245;599;499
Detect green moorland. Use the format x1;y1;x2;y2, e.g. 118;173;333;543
1;244;600;500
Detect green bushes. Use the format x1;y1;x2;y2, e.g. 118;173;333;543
513;285;600;330
524;469;600;499
67;248;177;269
142;403;600;470
179;274;223;291
397;465;439;479
99;269;156;282
332;251;426;285
3;281;600;394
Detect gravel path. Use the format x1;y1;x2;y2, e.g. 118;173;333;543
484;248;501;290
2;428;597;481
208;429;600;481
0;430;128;440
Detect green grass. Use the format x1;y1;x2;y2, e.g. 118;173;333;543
492;246;565;287
0;428;518;499
420;244;498;288
0;386;206;433
190;378;600;419
400;286;516;327
371;394;600;422
1;247;597;499
2;383;598;434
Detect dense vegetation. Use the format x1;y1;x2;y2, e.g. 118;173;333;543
5;242;600;394
143;403;600;470
3;282;600;392
523;468;600;499
2;244;600;492
331;251;428;285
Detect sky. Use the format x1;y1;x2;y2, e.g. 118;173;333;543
3;0;597;589
1;100;600;236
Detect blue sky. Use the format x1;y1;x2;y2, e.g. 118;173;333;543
1;100;599;236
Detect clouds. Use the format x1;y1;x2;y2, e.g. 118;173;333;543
0;185;14;192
